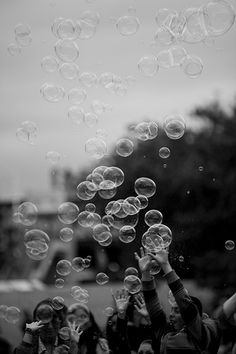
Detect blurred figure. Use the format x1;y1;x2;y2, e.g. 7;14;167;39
66;303;109;354
13;298;78;354
135;247;221;353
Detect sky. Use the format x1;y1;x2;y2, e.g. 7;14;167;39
0;0;236;201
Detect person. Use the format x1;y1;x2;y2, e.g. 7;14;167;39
216;291;236;353
111;288;156;354
14;298;79;354
66;302;109;354
135;247;221;353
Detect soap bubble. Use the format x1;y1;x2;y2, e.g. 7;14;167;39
104;307;114;317
159;147;171;159
59;62;79;80
134;177;156;198
85;138;107;159
145;210;163;226
96;272;109;285
163;114;186;140
98;181;117;200
124;275;141;294
149;224;172;248
182;8;206;43
81;10;100;27
7;43;21;56
181;55;203;78
83;256;92;268
78;211;93;227
52;296;65;310
16;121;38;145
169;46;187;66
14;23;31;37
46;151;61;164
93;223;111;242
77;20;97;40
68;88;87;105
17;202;38;226
41;56;59;73
136;195;149;209
55;278;65;288
124;267;139;277
142;230;163;253
55;39;79;62
76;181;97;200
116;15;140;36
70;286;89;303
91;100;105;115
51;17;64;38
85;203;96;213
59;227;74;242
68;106;85;126
134;122;158;141
202;0;235;37
24;229;50;260
116;138;134;157
225;240;235;251
56;18;76;40
102;167;124;188
155;8;176;27
99;72;114;87
58;202;79;224
154;26;175;46
36;304;53;323
72;257;85;272
84;112;99;128
99;233;113;246
79;72;98;87
56;260;72;276
5;307;21;324
110;213;139;230
40;83;65;102
138;56;159;77
119;226;136;243
157;50;173;69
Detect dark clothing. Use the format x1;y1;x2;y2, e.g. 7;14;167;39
142;270;221;354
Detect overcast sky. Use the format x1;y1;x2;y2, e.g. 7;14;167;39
0;0;236;201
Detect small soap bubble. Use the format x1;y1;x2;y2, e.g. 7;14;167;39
119;225;136;243
59;227;74;242
181;55;203;78
17;202;38;226
5;307;21;324
93;223;111;242
59;62;79;80
79;72;98;87
84;112;99;128
138;56;159;77
178;255;185;262
163;114;186;140
159;147;171;159
76;181;97;200
68;88;87;105
116;15;140;36
68;106;85;126
36;304;53;323
124;267;139;277
40;83;65;102
83;256;92;268
85;138;107;159
225;240;235;251
136;195;149;209
134;177;156;198
58;202;79;224
54;39;79;62
52;296;65;310
99;233;113;246
56;260;72;276
41;56;59;73
72;257;85;272
145;209;163;226
96;272;109;285
16;121;38;145
157;50;173;69
154;26;175;46
56;18;76;40
46;151;61;164
116;138;134;157
55;278;65;288
85;203;96;213
8;43;21;56
77;20;97;40
124;275;141;294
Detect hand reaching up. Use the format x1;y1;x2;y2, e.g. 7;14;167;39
134;247;152;275
68;321;83;343
25;321;44;333
112;288;130;317
134;293;149;320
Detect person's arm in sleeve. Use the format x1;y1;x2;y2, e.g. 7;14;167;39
14;320;44;354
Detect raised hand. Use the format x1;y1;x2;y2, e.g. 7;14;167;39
112;288;130;315
68;321;83;343
134;247;152;274
148;249;172;274
26;321;44;332
134;293;149;319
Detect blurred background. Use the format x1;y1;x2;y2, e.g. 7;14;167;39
0;0;236;349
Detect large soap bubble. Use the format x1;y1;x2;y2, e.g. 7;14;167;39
17;201;38;226
134;177;156;198
116;138;134;157
54;39;79;62
119;225;136;243
59;227;74;242
58;202;79;224
93;223;111;242
141;230;163;253
103;167;125;187
96;272;109;285
24;229;50;260
145;209;163;226
163;114;186;140
76;181;97;200
116;15;140;36
85;138;107;159
56;260;72;276
149;224;172;248
124;275;142;294
98;181;117;200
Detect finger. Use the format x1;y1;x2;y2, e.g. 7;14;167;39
134;252;140;260
140;247;145;258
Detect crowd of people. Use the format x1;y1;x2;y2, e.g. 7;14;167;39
1;248;235;353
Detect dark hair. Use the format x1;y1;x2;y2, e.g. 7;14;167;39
190;296;203;316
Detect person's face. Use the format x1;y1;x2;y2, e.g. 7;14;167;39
138;342;154;354
36;305;60;341
68;308;90;330
169;304;184;331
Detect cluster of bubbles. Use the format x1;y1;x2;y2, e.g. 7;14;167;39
138;1;235;78
24;229;50;260
56;256;92;277
132;121;159;141
142;223;172;253
0;305;21;324
13;201;38;226
16;121;38;145
8;23;32;56
98;72;136;97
